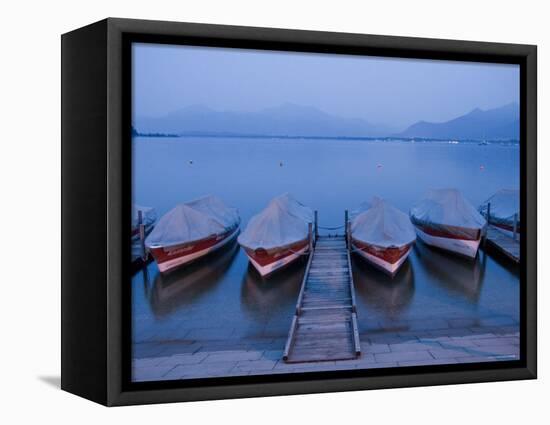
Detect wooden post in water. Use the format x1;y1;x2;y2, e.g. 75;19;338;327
314;210;318;242
513;213;518;241
347;221;352;249
308;222;313;253
344;209;349;248
138;210;146;261
483;202;491;248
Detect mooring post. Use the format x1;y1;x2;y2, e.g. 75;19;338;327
513;213;518;241
138;210;146;261
483;202;491;248
314;210;318;242
308;222;313;253
344;209;349;247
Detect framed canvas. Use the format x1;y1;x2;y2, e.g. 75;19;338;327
61;18;537;406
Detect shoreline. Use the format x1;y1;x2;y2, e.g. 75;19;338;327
133;134;520;144
132;321;519;382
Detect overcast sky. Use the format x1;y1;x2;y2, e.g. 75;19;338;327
133;42;519;129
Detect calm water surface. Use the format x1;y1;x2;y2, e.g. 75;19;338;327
132;137;519;345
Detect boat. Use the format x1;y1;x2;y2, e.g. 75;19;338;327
350;201;373;218
149;242;239;317
145;195;240;273
238;193;314;277
479;188;520;238
410;189;486;258
350;197;416;276
132;205;157;242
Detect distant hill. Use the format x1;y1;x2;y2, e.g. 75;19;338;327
135;103;394;138
397;103;519;140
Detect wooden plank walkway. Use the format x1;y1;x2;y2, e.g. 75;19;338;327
283;236;361;363
484;225;520;263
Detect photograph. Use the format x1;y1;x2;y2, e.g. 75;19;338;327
130;42;521;382
0;0;544;418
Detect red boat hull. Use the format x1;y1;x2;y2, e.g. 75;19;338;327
242;238;310;277
410;220;481;241
149;226;239;273
352;238;413;276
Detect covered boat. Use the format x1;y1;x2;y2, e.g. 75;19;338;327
350;201;373;219
479;189;520;238
350;197;416;276
132;205;157;241
145;195;240;273
410;189;486;258
238;193;314;277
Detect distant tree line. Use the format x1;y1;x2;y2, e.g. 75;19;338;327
131;126;178;138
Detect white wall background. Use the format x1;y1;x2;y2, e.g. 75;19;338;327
0;0;546;422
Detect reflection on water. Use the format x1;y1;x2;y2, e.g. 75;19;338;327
146;241;239;318
240;260;305;321
132;236;519;345
414;240;485;302
352;255;415;319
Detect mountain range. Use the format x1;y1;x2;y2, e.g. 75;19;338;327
397;103;519;140
136;103;393;138
135;102;519;140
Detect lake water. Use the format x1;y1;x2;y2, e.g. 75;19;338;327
131;137;520;362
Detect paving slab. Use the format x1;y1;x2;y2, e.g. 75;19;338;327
203;350;263;363
374;350;433;363
133;365;176;381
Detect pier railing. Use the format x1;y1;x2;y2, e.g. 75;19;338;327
345;209;350;247
314;210;318;240
137;210;147;260
294;222;315;316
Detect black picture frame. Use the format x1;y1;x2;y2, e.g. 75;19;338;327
61;17;537;406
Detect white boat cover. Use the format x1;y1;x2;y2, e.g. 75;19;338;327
410;189;486;234
238;193;314;250
479;189;520;223
132;205;157;228
350;200;373;218
145;195;239;247
185;195;240;228
351;197;416;248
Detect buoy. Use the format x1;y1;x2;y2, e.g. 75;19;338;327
189;160;193;165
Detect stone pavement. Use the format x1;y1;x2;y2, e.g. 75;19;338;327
132;322;519;382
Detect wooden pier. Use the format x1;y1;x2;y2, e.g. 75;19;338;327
481;202;520;264
484;225;520;264
283;219;361;363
